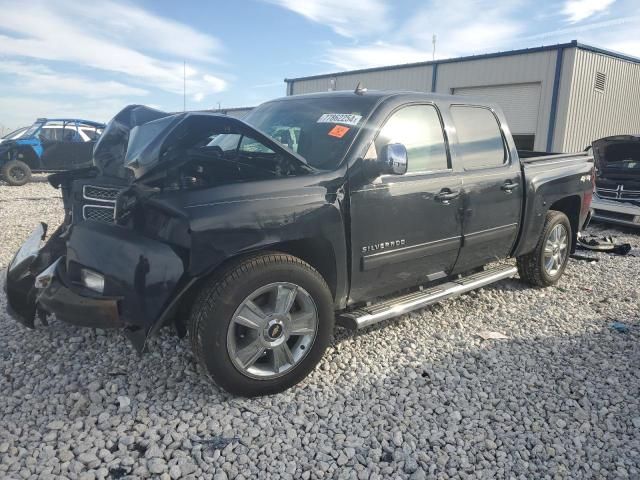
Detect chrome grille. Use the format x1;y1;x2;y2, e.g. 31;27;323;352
83;185;121;203
596;185;640;201
83;205;115;223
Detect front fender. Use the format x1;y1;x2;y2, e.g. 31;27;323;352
66;222;185;332
183;188;348;308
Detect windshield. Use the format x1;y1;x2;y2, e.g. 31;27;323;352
600;141;640;172
2;127;27;140
235;96;380;169
23;122;44;138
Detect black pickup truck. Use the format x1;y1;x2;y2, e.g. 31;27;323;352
5;91;594;396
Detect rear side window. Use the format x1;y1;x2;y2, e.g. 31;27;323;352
375;104;448;173
450;106;506;168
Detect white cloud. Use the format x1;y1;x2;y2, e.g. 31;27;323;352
323;0;523;70
325;42;429;70
265;0;388;37
0;61;149;98
562;0;616;23
0;96;128;127
0;0;228;99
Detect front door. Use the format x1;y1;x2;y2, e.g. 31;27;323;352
348;104;463;303
448;105;523;271
40;124;93;170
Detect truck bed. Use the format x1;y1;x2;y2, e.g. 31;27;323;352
518;150;592;163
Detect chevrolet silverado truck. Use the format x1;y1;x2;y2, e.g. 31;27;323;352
590;135;640;228
5;91;594;396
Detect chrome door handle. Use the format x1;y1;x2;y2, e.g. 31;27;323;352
501;181;519;192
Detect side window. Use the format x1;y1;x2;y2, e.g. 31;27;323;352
62;126;81;142
239;135;275;154
39;127;58;141
450;106;506;168
375;105;448;173
80;127;98;141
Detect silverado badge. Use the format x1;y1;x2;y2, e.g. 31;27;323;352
362;239;406;254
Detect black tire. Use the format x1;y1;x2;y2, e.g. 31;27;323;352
517;210;572;287
189;252;334;396
1;160;32;186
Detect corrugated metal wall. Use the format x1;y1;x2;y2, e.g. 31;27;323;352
452;83;542;135
560;49;640;152
287;51;561;151
435;51;559;151
289;64;434;95
286;46;640;153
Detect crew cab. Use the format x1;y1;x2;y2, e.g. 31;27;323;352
0;118;105;186
5;91;594;396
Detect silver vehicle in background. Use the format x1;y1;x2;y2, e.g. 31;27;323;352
591;135;640;228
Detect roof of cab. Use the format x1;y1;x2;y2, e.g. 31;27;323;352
270;89;486;104
266;90;505;115
34;118;106;127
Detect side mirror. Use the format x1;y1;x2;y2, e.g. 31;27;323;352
379;143;408;175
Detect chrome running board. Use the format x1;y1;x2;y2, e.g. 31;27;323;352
338;265;517;329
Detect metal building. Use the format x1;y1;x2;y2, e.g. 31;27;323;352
284;40;640;152
209;106;254;118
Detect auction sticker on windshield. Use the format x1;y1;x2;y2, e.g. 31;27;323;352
328;125;350;138
317;113;362;126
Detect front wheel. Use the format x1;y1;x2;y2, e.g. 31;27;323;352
189;253;334;396
1;160;32;186
517;210;572;287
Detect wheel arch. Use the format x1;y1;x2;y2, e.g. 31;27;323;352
549;195;581;252
12;146;40;169
168;239;340;336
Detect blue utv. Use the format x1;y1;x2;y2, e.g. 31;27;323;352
0;118;105;186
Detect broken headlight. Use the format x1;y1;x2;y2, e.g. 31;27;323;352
80;268;105;294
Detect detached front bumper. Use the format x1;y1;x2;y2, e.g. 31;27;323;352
4;221;186;351
5;223;122;329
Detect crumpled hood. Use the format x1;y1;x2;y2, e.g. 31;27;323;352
92;105;170;178
93;105;310;182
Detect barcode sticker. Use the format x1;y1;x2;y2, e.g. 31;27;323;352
317;113;362;126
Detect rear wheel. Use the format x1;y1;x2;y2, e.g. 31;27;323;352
517;210;571;287
189;253;334;396
2;160;32;186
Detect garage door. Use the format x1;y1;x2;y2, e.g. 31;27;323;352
452;83;541;135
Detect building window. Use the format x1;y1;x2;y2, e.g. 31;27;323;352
450;106;507;169
512;134;535;151
594;71;606;92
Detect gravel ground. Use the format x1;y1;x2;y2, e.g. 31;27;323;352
1;178;639;480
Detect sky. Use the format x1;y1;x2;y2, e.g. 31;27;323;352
0;0;638;130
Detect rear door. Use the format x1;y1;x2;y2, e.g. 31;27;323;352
449;105;523;272
38;124;67;170
40;122;94;170
348;103;463;302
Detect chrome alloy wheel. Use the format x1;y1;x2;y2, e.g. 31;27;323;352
543;224;569;276
227;282;319;379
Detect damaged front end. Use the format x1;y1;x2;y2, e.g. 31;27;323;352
4;104;312;352
591;135;640;227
